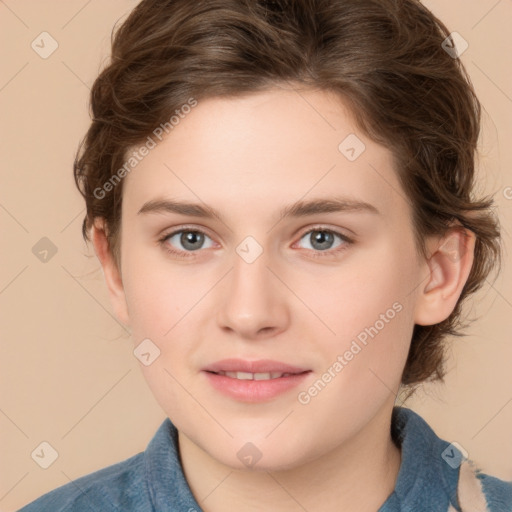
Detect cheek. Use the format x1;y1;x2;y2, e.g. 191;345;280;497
120;248;208;412
324;291;413;394
312;242;419;393
121;247;206;339
319;245;418;345
295;285;415;440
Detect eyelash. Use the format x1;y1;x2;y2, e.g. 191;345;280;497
158;226;354;260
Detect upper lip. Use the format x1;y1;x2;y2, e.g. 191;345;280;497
203;359;309;374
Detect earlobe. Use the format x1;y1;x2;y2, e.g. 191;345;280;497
90;220;130;326
414;228;476;326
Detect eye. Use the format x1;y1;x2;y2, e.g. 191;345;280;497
161;229;215;253
296;228;351;254
159;226;352;259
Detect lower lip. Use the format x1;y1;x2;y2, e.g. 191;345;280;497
203;371;311;402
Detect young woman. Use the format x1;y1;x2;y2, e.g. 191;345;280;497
20;0;511;510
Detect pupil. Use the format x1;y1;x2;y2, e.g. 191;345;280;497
311;231;333;250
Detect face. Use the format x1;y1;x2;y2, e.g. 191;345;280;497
111;87;432;470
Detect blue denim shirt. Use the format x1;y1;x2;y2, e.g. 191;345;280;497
19;407;512;511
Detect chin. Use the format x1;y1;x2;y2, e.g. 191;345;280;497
203;434;314;473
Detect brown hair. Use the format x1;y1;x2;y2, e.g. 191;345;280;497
74;0;500;388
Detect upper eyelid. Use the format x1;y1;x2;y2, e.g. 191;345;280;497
160;225;216;242
294;227;353;247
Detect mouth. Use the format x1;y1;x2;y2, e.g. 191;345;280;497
202;359;311;402
208;371;303;380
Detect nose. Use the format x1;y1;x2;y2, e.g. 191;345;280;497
216;249;290;340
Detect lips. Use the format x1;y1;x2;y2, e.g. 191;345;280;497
202;359;311;402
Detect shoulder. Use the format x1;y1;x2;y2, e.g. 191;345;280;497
389;407;512;512
475;470;512;512
18;417;202;512
18;452;149;512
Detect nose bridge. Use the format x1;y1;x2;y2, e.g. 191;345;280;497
232;246;272;297
216;241;289;337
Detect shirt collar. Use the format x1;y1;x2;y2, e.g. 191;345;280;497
144;417;202;511
144;407;460;511
378;406;460;510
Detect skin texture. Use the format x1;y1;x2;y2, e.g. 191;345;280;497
92;86;475;511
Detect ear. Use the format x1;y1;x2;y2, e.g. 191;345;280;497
414;227;476;326
90;219;130;326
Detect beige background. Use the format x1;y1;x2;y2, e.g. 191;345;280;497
1;1;511;510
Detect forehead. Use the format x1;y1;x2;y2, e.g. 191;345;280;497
121;87;408;221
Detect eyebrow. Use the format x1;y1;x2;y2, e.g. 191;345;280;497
137;196;380;222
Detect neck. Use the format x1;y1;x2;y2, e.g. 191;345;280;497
178;403;401;512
